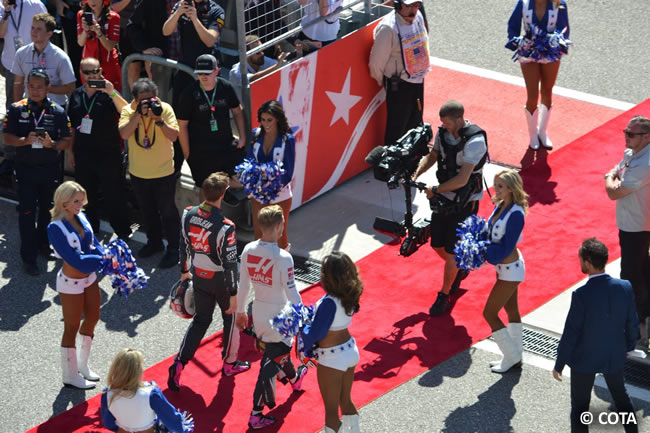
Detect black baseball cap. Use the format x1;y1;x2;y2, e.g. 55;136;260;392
28;68;50;82
194;54;218;74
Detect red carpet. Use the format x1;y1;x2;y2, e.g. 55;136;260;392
28;99;650;433
422;65;623;168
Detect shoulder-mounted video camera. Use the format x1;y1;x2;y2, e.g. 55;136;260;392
365;123;433;189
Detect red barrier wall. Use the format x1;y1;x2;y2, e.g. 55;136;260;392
251;20;385;208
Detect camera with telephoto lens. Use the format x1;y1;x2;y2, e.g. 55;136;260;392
366;124;434;257
365;123;433;189
137;97;163;116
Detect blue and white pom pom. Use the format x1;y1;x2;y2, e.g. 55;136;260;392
100;238;149;298
507;26;572;63
272;303;319;362
271;303;315;339
454;215;491;271
155;410;194;433
234;158;285;204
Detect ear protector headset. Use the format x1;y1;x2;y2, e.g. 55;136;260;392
394;0;403;11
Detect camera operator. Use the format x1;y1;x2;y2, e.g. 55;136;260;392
67;57;131;240
118;78;181;269
3;68;73;276
412;100;488;316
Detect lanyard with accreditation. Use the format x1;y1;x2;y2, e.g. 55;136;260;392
200;85;218;132
393;11;430;82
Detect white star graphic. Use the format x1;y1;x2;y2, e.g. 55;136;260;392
325;68;362;127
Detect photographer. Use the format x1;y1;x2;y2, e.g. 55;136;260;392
412;100;487;316
67;57;131;240
118;78;181;269
162;0;224;107
76;0;122;91
3;68;73;276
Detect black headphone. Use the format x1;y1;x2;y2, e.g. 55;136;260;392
394;0;403;11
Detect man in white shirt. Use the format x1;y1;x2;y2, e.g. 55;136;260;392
604;115;650;346
0;0;46;106
369;0;429;147
11;13;76;107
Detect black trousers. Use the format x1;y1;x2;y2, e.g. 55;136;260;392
253;341;296;411
176;278;239;364
75;154;131;238
570;370;637;433
619;230;650;321
384;78;424;147
14;161;60;264
129;173;180;250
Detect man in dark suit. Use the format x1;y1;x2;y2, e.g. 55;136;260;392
553;238;639;433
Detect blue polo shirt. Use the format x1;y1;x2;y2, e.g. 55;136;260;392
3;97;71;165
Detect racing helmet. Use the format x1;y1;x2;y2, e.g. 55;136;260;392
169;279;195;319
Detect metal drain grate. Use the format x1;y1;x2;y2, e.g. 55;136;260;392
521;327;559;359
293;256;322;285
516;327;650;390
624;360;650;389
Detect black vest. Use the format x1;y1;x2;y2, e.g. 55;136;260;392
435;123;488;204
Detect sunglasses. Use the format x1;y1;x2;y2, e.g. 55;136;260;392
623;129;647;138
82;68;101;75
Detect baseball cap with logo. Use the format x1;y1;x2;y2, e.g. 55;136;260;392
400;0;422;4
194;54;218;74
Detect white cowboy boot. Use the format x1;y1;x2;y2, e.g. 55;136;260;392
342;414;360;433
61;347;95;389
490;322;524;367
525;107;540;150
537;104;553;149
490;328;522;373
77;334;100;381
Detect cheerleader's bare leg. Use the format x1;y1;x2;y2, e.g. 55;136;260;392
59;291;95;389
521;62;542;149
538;61;561;149
483;280;522;373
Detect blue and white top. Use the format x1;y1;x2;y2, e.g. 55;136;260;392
248;128;296;203
507;0;570;40
100;381;193;433
301;294;353;350
47;212;104;274
485;203;525;265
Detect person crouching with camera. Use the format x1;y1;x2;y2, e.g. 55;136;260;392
412;100;488;316
118;78;181;269
3;68;73;276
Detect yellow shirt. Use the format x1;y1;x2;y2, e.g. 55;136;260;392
119;101;178;179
